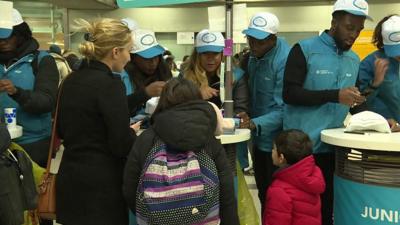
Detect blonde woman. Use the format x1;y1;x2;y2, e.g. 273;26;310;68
183;29;224;107
56;18;136;225
183;29;248;113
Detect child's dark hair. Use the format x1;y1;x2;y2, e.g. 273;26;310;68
152;77;202;116
274;129;313;165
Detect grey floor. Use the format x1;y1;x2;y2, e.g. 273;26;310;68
245;173;262;223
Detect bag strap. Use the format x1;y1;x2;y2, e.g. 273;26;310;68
44;80;64;174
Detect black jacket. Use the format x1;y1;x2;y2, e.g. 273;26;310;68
56;60;136;225
0;123;10;154
233;76;250;114
125;57;172;116
0;124;23;225
123;100;239;225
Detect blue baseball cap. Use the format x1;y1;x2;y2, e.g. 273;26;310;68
0;2;14;39
382;15;400;58
131;29;165;59
242;12;279;40
195;29;225;53
0;28;12;39
333;0;372;20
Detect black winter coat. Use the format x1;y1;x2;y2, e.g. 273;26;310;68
56;60;136;225
123;100;239;225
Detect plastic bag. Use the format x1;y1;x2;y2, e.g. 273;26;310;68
236;161;260;225
9;143;46;225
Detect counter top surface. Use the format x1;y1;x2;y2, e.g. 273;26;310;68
216;128;251;145
137;128;251;145
7;125;23;139
321;128;400;152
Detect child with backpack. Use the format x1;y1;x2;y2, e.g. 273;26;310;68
123;78;239;225
263;129;325;225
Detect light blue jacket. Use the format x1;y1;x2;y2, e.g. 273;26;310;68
284;32;359;153
120;70;133;95
0;52;52;144
247;37;290;152
358;50;400;122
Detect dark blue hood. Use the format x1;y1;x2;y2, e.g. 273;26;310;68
152;100;217;152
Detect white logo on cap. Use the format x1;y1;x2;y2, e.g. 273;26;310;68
389;32;400;43
140;34;155;46
201;33;217;43
353;0;367;10
252;16;268;27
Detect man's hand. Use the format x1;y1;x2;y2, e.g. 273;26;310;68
145;81;166;97
338;86;365;107
237;112;250;128
387;118;400;132
0;79;17;95
236;112;255;130
130;121;142;133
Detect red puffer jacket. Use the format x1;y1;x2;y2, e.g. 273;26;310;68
263;155;325;225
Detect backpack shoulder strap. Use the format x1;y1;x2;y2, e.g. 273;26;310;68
31;50;49;76
141;135;165;169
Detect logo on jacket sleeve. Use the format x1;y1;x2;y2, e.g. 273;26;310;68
315;69;333;75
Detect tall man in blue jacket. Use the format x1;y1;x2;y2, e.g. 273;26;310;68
283;0;369;224
239;12;290;209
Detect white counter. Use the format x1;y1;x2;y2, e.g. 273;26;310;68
7;125;23;139
321;128;400;152
137;128;251;145
216;128;251;145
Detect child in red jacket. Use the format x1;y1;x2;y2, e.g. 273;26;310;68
263;129;325;225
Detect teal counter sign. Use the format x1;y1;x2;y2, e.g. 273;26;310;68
117;0;215;8
334;175;400;225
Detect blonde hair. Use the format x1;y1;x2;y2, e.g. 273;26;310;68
74;18;132;61
183;49;221;88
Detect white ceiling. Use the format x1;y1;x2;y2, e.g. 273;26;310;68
12;0;117;9
9;0;398;33
11;0;397;10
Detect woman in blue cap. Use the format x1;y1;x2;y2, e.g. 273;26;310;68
358;15;400;131
182;29;248;113
182;29;249;198
124;29;172;117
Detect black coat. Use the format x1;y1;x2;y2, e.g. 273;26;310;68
56;60;136;225
0;123;24;225
123;100;239;225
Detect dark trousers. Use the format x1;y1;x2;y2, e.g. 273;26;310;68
236;141;249;169
19;137;50;168
253;146;277;215
314;153;335;225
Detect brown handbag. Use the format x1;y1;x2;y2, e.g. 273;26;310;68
37;81;64;220
37;172;56;220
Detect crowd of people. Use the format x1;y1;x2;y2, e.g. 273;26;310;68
1;0;400;224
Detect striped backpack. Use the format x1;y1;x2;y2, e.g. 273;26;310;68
136;137;220;225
